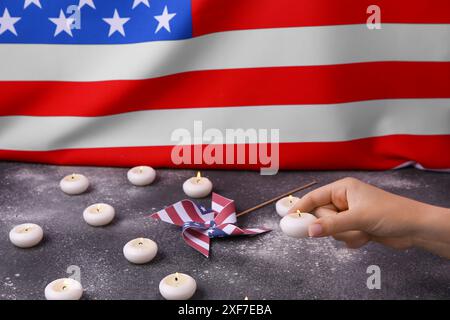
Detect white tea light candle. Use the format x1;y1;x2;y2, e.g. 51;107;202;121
60;173;89;195
159;272;197;300
280;210;317;238
275;195;300;217
83;203;115;227
127;166;156;186
183;172;213;198
123;238;158;264
44;278;83;300
9;223;43;248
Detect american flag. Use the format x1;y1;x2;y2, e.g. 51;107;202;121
0;0;449;170
151;193;269;257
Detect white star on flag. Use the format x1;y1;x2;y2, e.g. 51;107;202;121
154;6;176;33
103;10;130;37
0;9;21;36
24;0;42;9
132;0;150;9
49;10;75;37
78;0;96;9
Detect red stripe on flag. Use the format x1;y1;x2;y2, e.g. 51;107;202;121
212;193;232;207
0;135;448;170
214;205;236;225
0;62;449;116
164;206;185;226
181;200;206;223
229;226;243;236
183;232;209;257
192;0;450;36
153;212;173;224
186;228;210;244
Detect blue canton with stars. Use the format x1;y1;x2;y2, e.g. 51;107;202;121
0;0;192;44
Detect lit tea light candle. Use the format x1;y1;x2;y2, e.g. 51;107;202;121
279;210;317;238
60;173;89;195
9;223;44;248
123;238;158;264
44;278;83;300
127;166;156;186
182;172;213;198
83;203;115;227
159;272;197;300
275;195;300;217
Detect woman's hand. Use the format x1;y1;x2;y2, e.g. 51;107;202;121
289;177;450;258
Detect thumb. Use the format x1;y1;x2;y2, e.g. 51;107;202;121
308;211;362;237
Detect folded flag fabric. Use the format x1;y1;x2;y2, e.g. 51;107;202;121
151;193;270;257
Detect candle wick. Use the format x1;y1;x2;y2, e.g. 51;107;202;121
288;195;294;204
175;277;178;282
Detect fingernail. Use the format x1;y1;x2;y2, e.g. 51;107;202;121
309;224;323;237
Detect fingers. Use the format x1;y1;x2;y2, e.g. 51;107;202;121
289;178;356;214
310;203;370;248
313;205;338;218
308;210;362;237
289;183;334;213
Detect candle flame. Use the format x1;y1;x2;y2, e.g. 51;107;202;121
288;195;293;203
296;209;302;217
244;296;249;300
138;166;144;173
70;173;76;180
96;204;102;212
196;171;202;183
137;237;145;245
174;272;180;282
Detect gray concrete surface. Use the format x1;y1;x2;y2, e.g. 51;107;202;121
0;162;449;300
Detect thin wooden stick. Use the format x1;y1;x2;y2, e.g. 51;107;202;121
236;181;317;217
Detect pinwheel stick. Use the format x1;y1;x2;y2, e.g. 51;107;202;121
236;181;317;217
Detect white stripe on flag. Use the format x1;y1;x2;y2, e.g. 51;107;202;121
173;202;192;223
184;231;209;250
0;99;449;151
221;224;237;235
221;215;237;225
156;210;173;224
0;24;449;81
211;202;224;213
245;228;266;233
201;212;215;222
